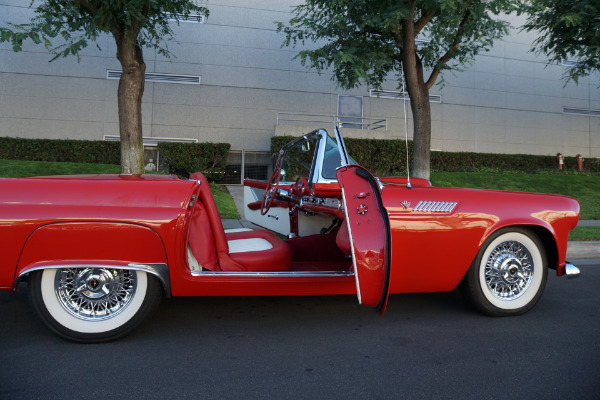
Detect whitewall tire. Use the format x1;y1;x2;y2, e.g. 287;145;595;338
460;228;548;316
30;268;162;342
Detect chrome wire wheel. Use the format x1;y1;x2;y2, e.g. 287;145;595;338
484;241;533;301
31;267;162;342
54;268;137;321
460;228;547;316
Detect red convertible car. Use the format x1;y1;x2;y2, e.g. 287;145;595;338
0;128;580;342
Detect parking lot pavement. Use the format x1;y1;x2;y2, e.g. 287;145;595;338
1;259;598;399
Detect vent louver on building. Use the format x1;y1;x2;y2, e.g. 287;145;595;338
561;59;580;68
167;13;205;23
369;89;442;103
563;107;600;117
106;70;201;85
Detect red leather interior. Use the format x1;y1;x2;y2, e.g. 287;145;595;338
225;229;291;272
246;199;290;211
188;202;219;270
335;219;351;255
189;172;291;272
287;232;351;271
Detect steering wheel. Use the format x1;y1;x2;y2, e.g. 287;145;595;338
261;167;281;215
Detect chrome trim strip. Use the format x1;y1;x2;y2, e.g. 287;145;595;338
14;263;172;296
190;270;354;278
129;263;171;296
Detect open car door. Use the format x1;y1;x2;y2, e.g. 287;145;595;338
336;165;391;315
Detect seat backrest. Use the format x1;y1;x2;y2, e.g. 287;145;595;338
190;173;229;256
188;200;219;270
189;173;245;271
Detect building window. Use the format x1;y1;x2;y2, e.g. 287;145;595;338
338;95;363;129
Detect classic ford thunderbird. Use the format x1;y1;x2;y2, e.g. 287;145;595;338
0;128;581;342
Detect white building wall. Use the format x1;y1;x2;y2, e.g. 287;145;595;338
1;0;598;158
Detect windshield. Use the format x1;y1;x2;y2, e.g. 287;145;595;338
280;134;319;182
321;135;356;179
279;130;357;183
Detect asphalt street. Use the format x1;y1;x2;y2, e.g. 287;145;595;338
1;259;599;400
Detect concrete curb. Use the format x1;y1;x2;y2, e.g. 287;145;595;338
566;241;600;259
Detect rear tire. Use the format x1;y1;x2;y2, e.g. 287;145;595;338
30;268;162;343
460;228;547;316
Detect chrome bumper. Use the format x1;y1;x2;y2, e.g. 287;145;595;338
565;263;581;279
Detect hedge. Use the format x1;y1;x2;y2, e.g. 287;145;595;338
271;135;600;174
0;137;232;181
158;142;230;181
0;137;120;164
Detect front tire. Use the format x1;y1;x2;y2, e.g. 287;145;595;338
30;268;162;343
460;228;548;316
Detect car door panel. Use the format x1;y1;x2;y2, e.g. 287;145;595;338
337;165;391;314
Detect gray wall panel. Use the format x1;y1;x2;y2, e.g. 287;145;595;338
0;0;597;159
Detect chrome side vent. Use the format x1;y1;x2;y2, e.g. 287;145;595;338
413;201;457;213
107;70;201;85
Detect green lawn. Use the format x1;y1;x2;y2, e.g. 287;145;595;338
431;171;600;220
568;226;600;241
0;159;121;177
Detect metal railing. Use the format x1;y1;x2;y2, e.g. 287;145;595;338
276;112;387;130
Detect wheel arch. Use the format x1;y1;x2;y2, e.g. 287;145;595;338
16;262;171;296
14;221;171;295
526;225;558;271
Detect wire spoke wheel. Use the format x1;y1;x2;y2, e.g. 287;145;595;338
30;267;162;343
484;241;533;301
460;228;547;316
55;268;137;321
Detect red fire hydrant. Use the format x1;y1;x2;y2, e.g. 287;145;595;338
576;154;584;171
556;153;564;170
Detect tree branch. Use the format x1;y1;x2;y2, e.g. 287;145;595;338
414;8;438;34
75;0;120;34
75;0;97;16
426;7;471;88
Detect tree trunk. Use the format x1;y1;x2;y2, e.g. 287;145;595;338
409;88;431;181
115;33;145;175
401;13;432;181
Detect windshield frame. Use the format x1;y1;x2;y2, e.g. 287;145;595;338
275;128;356;189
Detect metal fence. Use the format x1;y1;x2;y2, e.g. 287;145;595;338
276;112;387;131
219;150;272;185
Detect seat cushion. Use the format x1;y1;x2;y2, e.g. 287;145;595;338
228;238;274;253
223;229;291;272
